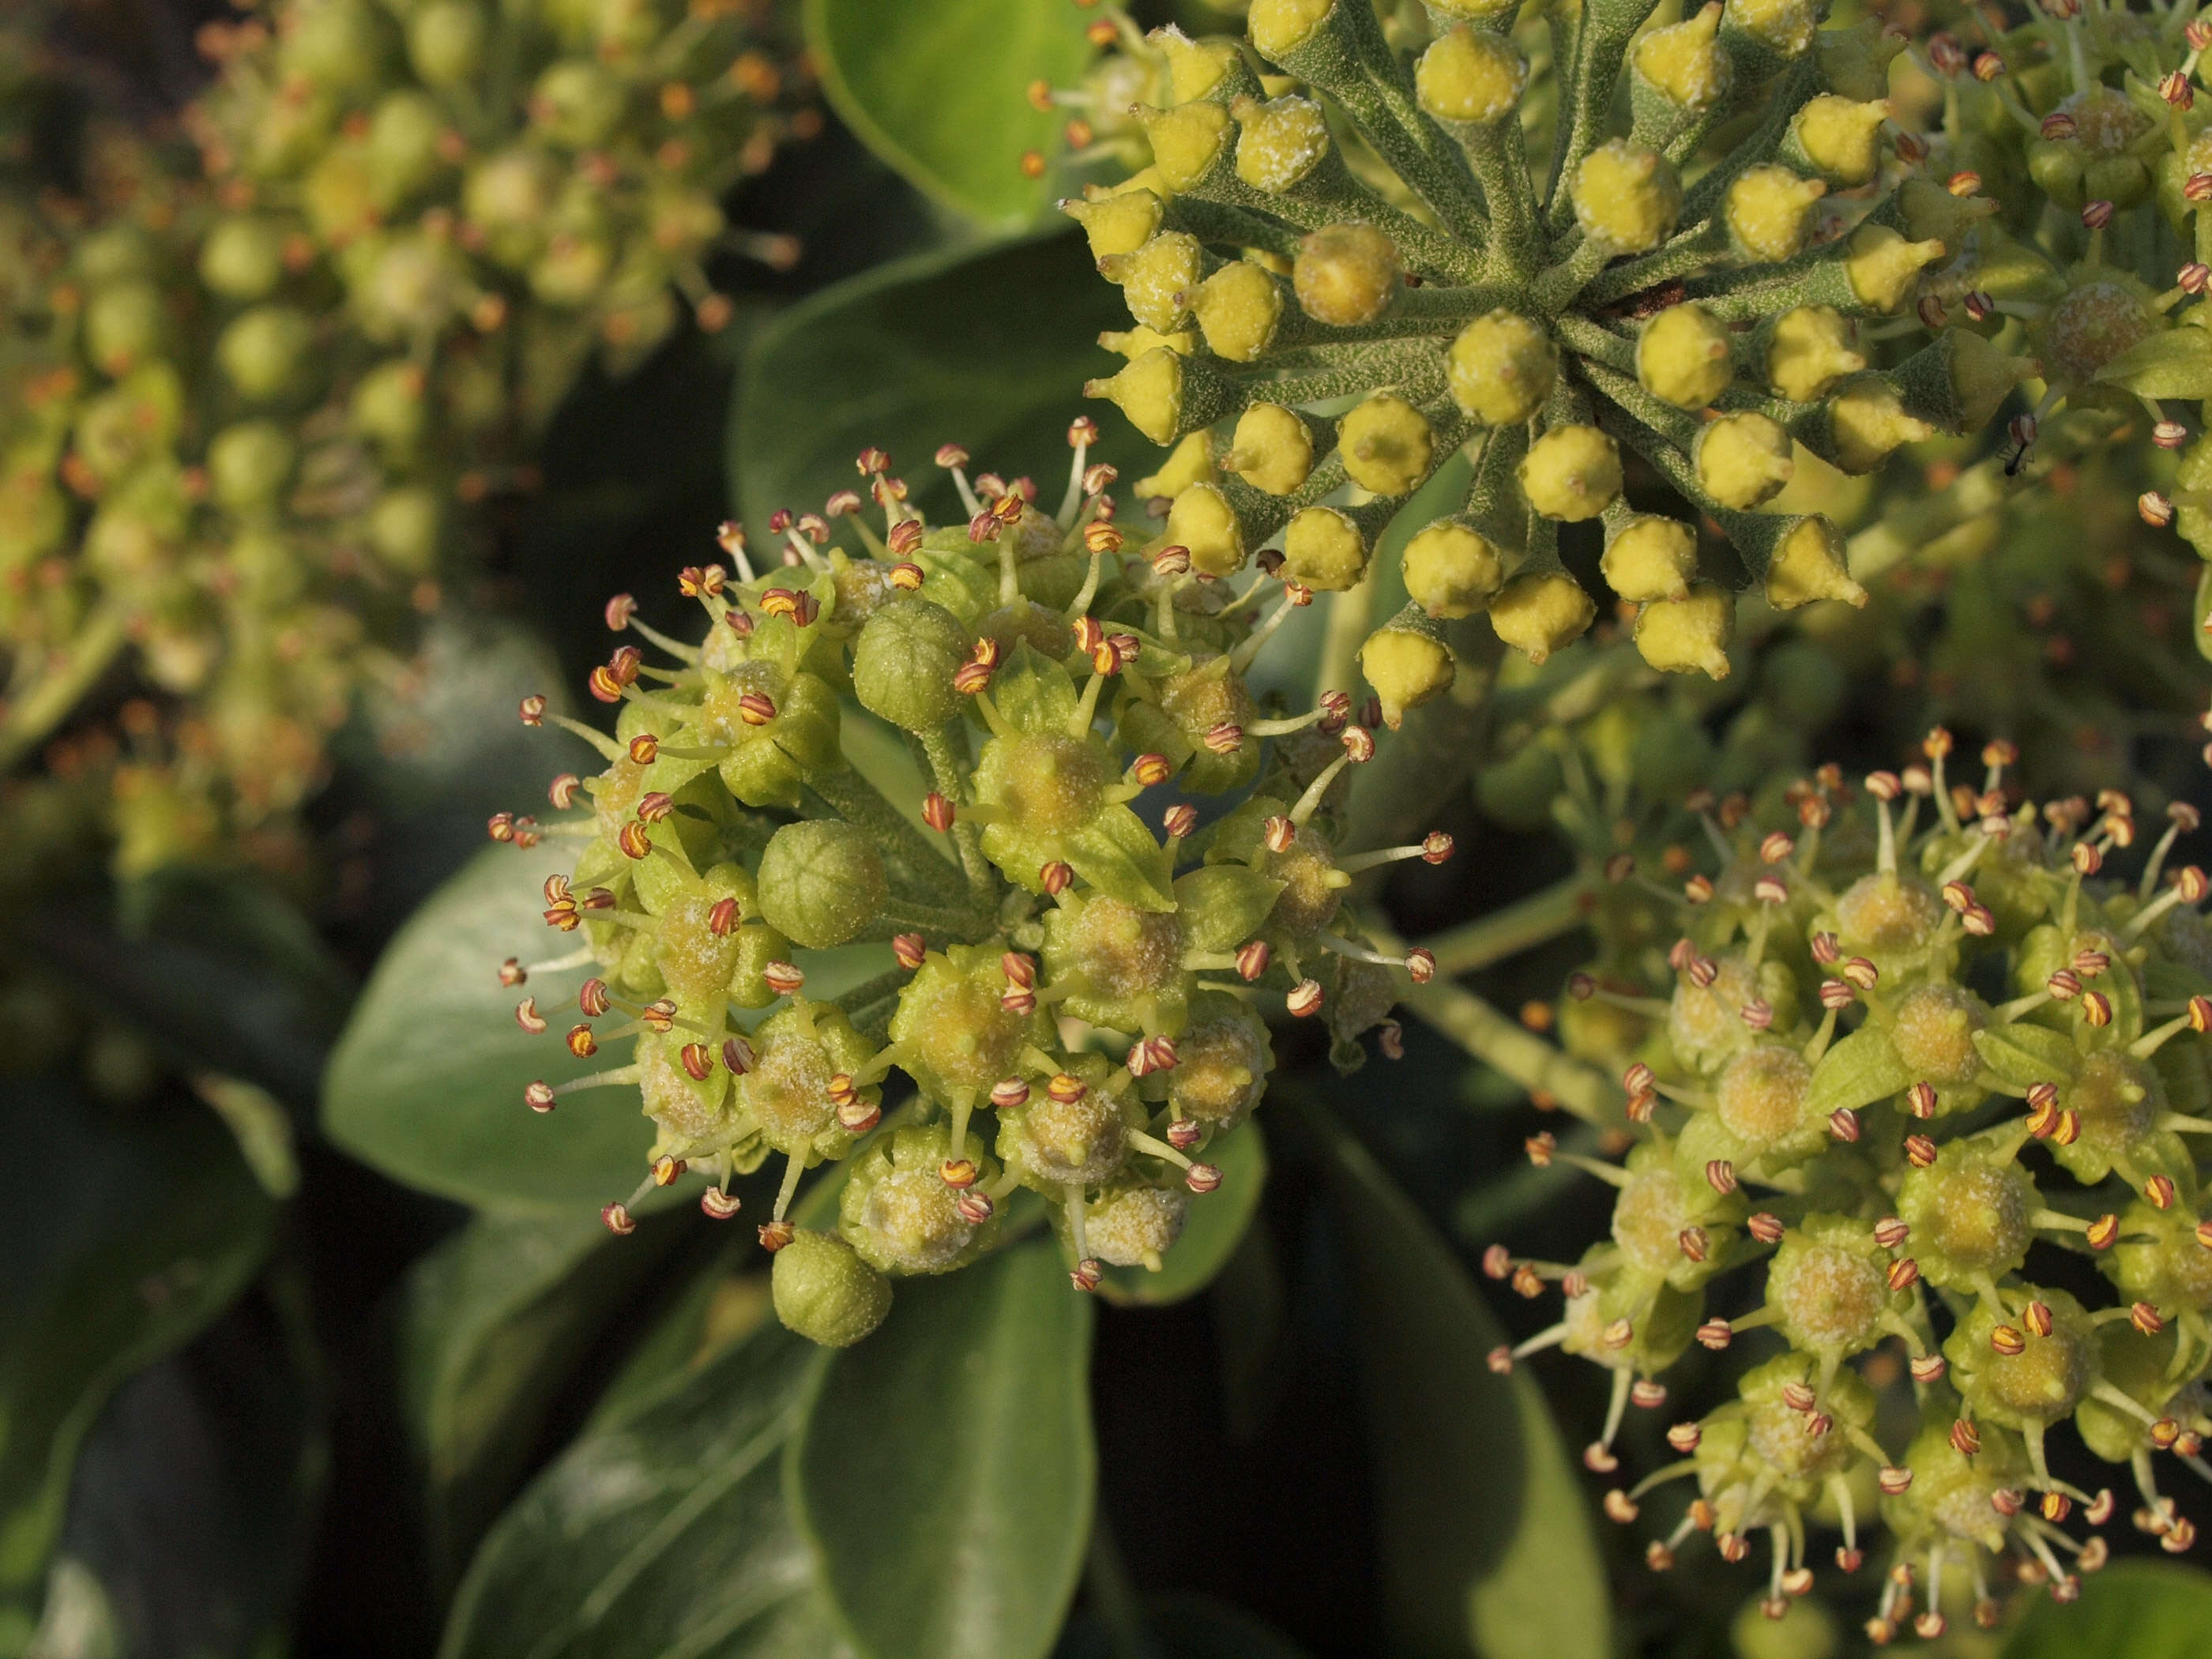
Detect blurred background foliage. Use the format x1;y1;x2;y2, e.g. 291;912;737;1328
3;2;2212;1659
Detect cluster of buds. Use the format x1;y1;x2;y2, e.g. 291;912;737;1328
1066;0;2041;703
1497;728;2212;1638
494;425;1450;1346
0;0;803;856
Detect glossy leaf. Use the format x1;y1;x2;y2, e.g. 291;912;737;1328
792;1238;1093;1659
2002;1561;2212;1659
731;231;1136;540
399;1210;689;1585
803;0;1090;228
439;1321;850;1659
1302;1098;1610;1659
1100;1120;1267;1307
323;842;888;1211
0;1082;273;1624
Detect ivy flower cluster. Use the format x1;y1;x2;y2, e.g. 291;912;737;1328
492;424;1449;1346
1495;729;2212;1639
1065;0;2041;705
0;0;800;860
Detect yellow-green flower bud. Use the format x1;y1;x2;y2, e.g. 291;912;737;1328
367;486;440;574
408;0;487;89
1339;393;1434;495
1765;305;1864;401
1249;0;1335;60
1099;231;1203;333
1157;26;1243;102
82;283;164;372
1358;608;1455;728
1601;514;1698;603
1190;260;1282;361
207;420;296;513
217;305;314;402
1489;570;1596;664
854;597;971;731
1634;4;1731;112
1765;517;1865;608
1571;139;1681;254
1416;28;1528;126
1634;582;1734;679
1224;404;1313;495
1447;310;1556;425
757;821;890;949
1637;303;1733;410
199;216;288;302
1403;519;1507;617
2035;274;2158;383
772;1229;893;1347
1282;506;1370;590
1946;328;2037;431
1895;176;1996;256
1815;21;1905;101
1165;482;1246;575
1828;377;1934;473
1063;187;1164;260
1725;165;1825;262
1695;412;1793;509
1135;101;1232;193
1134;431;1217;499
1844;223;1943;314
1292;223;1399;326
1425;0;1520;19
350;359;427;453
1791;96;1889;188
1232;95;1331;192
1519;424;1621;521
1085;348;1184;444
1100;325;1197;359
1725;0;1817;58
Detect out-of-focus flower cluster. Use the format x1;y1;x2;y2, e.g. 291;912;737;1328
492;423;1452;1346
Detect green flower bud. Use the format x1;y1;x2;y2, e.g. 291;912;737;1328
739;1001;878;1161
1167;991;1273;1129
1222;403;1312;495
852;597;970;731
1571;139;1680;254
1766;1214;1902;1360
1135;100;1232;192
2105;1201;2212;1315
464;148;560;268
367;486;441;575
84;280;165;371
366;89;450;208
1763;517;1865;609
1844;223;1944;315
1944;1287;2098;1431
1764;305;1864;402
1415;28;1528;126
1827;377;1934;474
349;359;428;454
2033;273;2159;385
1042;895;1190;1033
754;821;888;949
1292;223;1398;326
2052;1050;2169;1188
1609;1141;1743;1290
1601;514;1697;603
1724;164;1825;262
1943;328;2037;433
1231;95;1330;192
199;216;288;301
408;0;488;88
1447;310;1556;426
1633;582;1733;679
75;224;155;286
1358;605;1455;727
1425;0;1518;21
1520;423;1621;521
531;59;630;148
1403;517;1506;617
1887;984;1990;1089
998;1061;1141;1190
217;305;314;402
1065;1182;1189;1270
1668;954;1798;1074
1815;20;1906;100
1189;259;1283;362
1282;506;1371;591
279;0;388;92
772;1229;893;1347
1162;481;1245;575
1063;186;1164;261
1694;412;1792;510
1338;393;1432;496
1636;303;1732;410
206;420;295;514
1632;4;1729;112
1099;230;1203;333
841;1123;999;1275
1789;96;1888;187
1488;570;1595;664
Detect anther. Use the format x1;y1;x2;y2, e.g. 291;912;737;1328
701;1188;741;1220
519;695;547;726
601;1202;635;1236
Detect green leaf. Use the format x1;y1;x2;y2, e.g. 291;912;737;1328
1298;1097;1611;1659
2002;1561;2212;1659
323;842;889;1212
399;1211;690;1587
2095;327;2212;400
1066;807;1178;912
732;231;1138;540
1804;1027;1913;1120
1973;1021;2081;1092
791;1238;1093;1659
1174;867;1289;956
438;1321;850;1659
1100;1120;1267;1307
803;0;1091;228
0;1082;273;1621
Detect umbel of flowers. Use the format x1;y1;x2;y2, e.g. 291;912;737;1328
491;423;1449;1347
1495;730;2212;1639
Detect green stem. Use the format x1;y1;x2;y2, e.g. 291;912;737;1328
0;603;130;776
1316;582;1372;706
1417;875;1593;977
919;723;996;902
806;767;967;903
